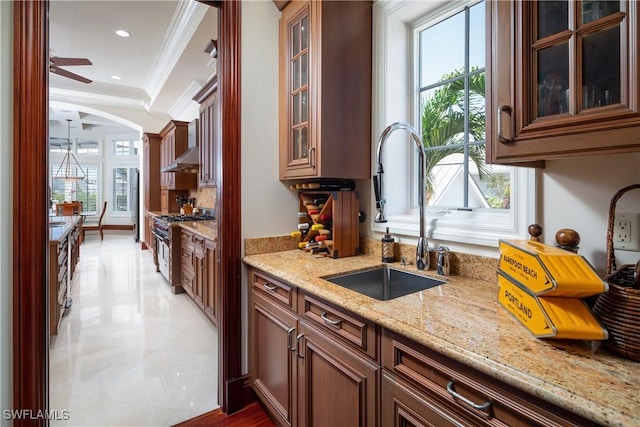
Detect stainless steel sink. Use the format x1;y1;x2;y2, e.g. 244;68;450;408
323;266;446;301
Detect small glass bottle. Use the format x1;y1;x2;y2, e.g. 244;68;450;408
382;227;395;263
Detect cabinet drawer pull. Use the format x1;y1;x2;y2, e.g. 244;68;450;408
287;326;296;351
446;380;492;412
497;105;513;143
263;283;278;293
321;312;342;328
296;334;305;358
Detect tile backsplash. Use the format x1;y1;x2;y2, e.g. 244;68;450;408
190;186;215;209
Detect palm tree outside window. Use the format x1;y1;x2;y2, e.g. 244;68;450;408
418;0;511;211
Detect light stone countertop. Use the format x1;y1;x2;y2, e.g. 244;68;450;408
243;249;640;427
179;220;217;240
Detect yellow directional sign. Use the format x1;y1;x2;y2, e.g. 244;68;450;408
498;271;608;340
498;240;607;298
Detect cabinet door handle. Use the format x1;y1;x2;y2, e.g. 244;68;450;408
321;312;342;328
296;334;305;358
446;380;492;412
497;105;513;143
287;326;296;351
263;283;278;293
308;147;316;167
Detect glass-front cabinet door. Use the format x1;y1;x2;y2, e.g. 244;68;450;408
280;1;315;178
487;0;640;164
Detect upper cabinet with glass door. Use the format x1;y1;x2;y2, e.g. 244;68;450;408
278;0;371;180
486;0;640;164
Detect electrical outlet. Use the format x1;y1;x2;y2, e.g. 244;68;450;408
613;212;640;251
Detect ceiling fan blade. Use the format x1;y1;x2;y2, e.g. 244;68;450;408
50;66;92;84
50;57;92;67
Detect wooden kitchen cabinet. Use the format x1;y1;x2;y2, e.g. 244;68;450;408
248;265;606;426
296;320;379;427
142;133;161;249
249;267;378;426
159;120;197;190
250;268;298;427
203;238;218;325
193;76;218;188
381;330;599;427
49;218;81;336
192;234;206;309
278;0;372;180
181;228;218;325
486;0;640;164
180;229;195;297
146;213;157;263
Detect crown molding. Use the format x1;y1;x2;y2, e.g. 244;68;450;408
167;79;203;120
50;87;148;111
144;0;208;106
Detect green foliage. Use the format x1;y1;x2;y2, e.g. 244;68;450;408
420;68;488;197
482;173;511;209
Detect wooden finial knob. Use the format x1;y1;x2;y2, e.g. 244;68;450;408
555;228;580;252
528;224;543;241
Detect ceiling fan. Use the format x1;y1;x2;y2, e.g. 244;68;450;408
50;56;93;84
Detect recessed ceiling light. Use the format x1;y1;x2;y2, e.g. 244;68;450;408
115;29;130;38
111;75;122;80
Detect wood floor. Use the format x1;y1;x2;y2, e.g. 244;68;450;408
174;403;276;427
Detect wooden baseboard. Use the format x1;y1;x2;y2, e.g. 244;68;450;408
83;224;134;231
225;374;255;415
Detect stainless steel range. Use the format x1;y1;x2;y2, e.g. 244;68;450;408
152;209;215;291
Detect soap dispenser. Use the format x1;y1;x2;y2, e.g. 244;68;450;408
382;227;395;263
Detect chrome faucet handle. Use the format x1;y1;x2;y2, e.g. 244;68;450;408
416;237;429;270
437;245;450;276
374;199;387;223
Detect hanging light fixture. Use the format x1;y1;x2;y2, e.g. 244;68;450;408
54;119;86;182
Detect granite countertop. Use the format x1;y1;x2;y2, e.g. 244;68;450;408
179;221;217;240
243;250;640;427
49;215;81;242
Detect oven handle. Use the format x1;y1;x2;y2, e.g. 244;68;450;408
152;230;170;245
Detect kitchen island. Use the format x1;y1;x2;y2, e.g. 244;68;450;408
244;249;639;427
49;215;82;336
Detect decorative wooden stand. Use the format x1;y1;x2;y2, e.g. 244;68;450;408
298;191;359;258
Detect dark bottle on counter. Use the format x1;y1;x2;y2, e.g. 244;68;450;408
382;227;395;263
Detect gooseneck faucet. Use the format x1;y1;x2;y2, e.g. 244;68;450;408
374;122;429;270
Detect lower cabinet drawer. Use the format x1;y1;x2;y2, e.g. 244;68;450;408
382;330;598;427
382;369;474;427
250;268;296;311
299;292;378;360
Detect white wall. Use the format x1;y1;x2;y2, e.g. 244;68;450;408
0;0;13;419
241;0;298;372
541;153;640;274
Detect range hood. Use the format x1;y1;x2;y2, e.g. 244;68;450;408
161;146;199;173
161;119;200;173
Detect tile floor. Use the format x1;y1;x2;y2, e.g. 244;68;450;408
49;233;219;426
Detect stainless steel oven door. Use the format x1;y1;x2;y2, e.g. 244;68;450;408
153;231;170;282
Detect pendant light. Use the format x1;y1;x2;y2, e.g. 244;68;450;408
54;119;86;182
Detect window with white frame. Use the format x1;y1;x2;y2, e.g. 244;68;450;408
77;139;99;155
113;139;140;156
113;167;132;212
50;165;99;213
373;0;535;248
